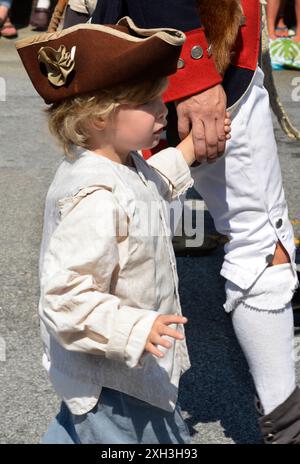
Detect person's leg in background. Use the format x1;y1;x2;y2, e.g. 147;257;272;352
0;0;17;38
293;0;300;41
267;0;288;39
36;0;50;6
0;0;11;23
30;0;51;31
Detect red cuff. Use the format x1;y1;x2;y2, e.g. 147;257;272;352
163;28;222;103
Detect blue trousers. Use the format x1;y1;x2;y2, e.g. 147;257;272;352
42;387;191;444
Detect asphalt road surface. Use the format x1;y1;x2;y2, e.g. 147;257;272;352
0;27;300;444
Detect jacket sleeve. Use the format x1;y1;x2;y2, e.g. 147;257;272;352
164;29;222;103
146;147;194;201
40;187;158;368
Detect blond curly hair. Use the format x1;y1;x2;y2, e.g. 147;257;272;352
46;77;168;158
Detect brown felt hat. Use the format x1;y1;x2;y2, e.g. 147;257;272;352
15;16;185;104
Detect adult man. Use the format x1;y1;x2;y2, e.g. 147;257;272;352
92;1;300;443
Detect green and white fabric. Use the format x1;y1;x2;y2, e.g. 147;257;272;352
269;38;300;70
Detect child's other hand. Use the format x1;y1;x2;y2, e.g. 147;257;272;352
145;314;188;358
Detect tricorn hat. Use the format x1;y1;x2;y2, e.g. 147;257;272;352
15;16;185;104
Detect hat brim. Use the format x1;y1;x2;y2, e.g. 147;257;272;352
16;17;185;104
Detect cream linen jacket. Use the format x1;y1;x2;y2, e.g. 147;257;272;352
39;147;193;415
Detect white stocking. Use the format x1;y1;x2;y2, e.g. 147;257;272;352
232;302;296;415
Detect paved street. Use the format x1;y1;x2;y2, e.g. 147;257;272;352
0;27;300;444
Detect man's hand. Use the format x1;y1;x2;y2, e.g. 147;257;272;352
145;314;187;358
176;84;227;164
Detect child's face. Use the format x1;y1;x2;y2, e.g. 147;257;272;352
111;94;168;152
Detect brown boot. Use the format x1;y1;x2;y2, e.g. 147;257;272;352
257;387;300;444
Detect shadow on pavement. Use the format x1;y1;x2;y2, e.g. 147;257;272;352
177;248;261;444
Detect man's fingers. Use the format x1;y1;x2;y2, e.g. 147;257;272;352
177;109;190;141
201;118;220;161
191;119;207;162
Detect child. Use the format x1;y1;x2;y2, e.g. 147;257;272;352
16;17;231;444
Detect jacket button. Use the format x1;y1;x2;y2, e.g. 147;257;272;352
275;218;283;228
266;254;274;264
191;45;203;59
177;58;185;69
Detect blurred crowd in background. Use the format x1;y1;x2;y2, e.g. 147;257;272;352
0;1;96;38
0;0;54;38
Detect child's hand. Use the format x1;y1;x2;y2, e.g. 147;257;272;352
145;314;188;358
177;112;232;166
224;111;231;141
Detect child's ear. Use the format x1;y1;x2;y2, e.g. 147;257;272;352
92;118;106;131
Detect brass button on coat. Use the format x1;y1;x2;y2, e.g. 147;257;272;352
191;45;203;59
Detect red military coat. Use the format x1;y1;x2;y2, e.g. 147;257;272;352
164;0;261;103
